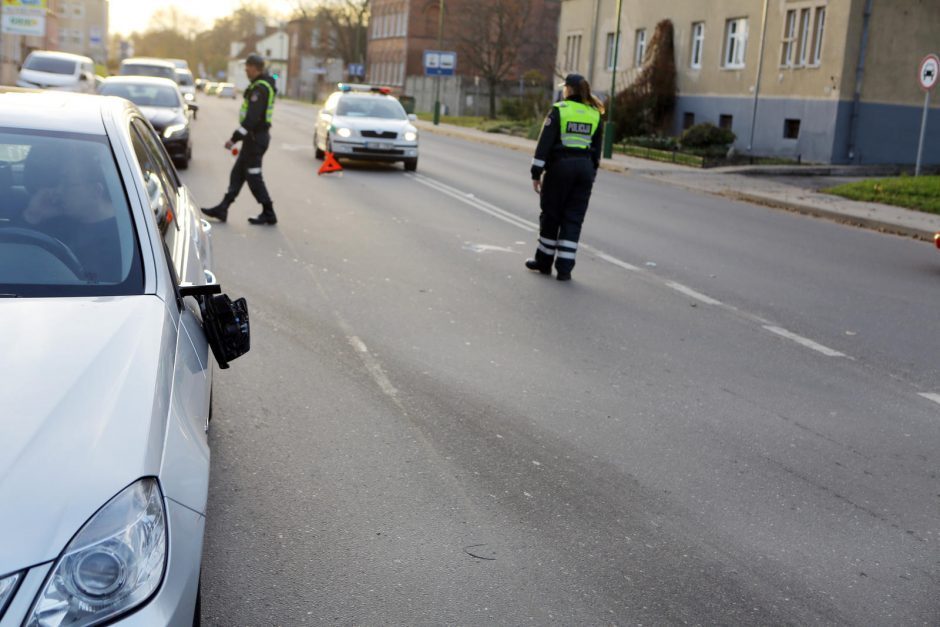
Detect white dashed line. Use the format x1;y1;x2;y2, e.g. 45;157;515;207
665;281;723;306
918;393;940;406
763;326;848;358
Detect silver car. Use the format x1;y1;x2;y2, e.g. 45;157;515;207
0;89;250;625
314;84;419;171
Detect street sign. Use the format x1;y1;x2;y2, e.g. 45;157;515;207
348;63;365;78
919;53;939;91
1;0;47;9
915;53;938;176
423;50;456;77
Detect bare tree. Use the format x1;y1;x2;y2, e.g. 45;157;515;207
455;0;555;118
293;0;369;65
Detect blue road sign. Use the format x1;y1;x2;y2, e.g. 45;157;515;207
424;50;456;77
348;63;365;78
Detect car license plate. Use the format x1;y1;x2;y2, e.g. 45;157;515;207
365;141;393;150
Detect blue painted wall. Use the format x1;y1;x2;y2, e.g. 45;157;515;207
673;95;940;165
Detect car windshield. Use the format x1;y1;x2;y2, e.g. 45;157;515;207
0;129;143;297
23;55;76;75
101;82;181;108
337;97;407;120
120;64;176;81
175;71;194;86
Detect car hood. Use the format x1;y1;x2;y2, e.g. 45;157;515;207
0;296;174;571
334;116;415;136
17;68;79;89
139;106;186;131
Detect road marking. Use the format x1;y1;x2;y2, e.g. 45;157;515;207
410;172;854;362
918;393;940;406
763;326;847;358
346;333;399;398
665;281;723;306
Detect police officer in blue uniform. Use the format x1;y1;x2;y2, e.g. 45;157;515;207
526;74;605;280
202;53;278;225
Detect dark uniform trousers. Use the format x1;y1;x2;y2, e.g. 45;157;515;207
535;154;595;273
226;130;272;205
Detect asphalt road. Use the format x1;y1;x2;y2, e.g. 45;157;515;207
181;95;940;625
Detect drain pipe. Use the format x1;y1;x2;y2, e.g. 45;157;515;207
747;0;770;153
847;0;874;162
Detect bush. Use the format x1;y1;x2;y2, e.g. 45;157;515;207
679;123;736;149
499;98;528;121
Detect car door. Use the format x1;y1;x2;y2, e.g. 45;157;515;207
129;119;211;438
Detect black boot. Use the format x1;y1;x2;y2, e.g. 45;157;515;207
248;202;277;225
525;258;551;275
201;195;233;222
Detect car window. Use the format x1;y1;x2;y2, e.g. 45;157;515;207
0;128;143;296
175;71;194;87
121;64;176;82
101;83;181;108
337;97;407;120
130;120;177;231
23;55;77;75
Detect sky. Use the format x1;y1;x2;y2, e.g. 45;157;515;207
109;0;297;36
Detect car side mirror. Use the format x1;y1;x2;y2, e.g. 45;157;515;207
187;103;199;112
408;113;417;121
179;283;251;368
79;73;88;81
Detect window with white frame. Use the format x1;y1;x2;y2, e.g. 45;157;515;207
565;33;582;71
797;8;811;66
634;29;647;67
811;7;825;65
604;32;617;71
781;9;797;66
690;22;704;69
722;17;747;69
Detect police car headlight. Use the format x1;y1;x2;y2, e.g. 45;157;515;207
336;127;353;138
163;124;187;139
183;93;195;102
404;131;418;142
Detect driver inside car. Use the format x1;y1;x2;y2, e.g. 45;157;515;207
21;146;120;283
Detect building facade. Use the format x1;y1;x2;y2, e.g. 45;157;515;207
285;16;345;103
54;0;108;65
558;0;940;164
367;0;560;114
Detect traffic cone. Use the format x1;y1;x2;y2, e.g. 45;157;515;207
318;152;343;175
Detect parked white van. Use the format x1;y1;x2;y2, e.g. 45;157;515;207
16;51;96;93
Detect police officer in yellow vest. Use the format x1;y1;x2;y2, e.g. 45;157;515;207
202;53;278;225
527;74;604;280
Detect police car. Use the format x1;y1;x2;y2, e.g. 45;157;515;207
314;84;419;171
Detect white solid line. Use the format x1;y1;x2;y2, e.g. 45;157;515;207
347;335;399;397
411;174;537;232
918;393;940;406
762;326;848;358
665;281;723;306
587;249;640;272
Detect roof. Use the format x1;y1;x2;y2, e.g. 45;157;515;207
120;57;176;68
26;50;93;63
0;89;130;135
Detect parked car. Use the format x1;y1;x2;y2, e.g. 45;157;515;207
314;83;419;171
175;68;197;113
204;81;220;96
16;50;96;93
166;58;191;72
217;82;237;99
119;57;178;83
99;76;196;169
0;88;249;625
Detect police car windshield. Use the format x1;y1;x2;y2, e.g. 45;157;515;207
101;82;182;108
0;129;143;297
337;97;406;120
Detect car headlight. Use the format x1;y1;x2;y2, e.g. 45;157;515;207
404;131;418;142
183;93;195;102
335;127;352;138
26;479;167;627
0;571;24;616
163;123;187;139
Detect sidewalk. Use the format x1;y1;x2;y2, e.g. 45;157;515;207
416;120;940;241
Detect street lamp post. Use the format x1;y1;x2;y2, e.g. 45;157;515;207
432;0;445;125
602;0;623;159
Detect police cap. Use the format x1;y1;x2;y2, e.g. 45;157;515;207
557;73;586;88
245;53;266;69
